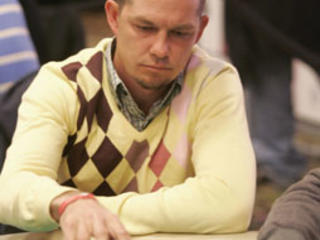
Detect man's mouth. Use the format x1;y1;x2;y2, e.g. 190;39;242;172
141;64;172;71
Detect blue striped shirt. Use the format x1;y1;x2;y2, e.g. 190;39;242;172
0;0;39;91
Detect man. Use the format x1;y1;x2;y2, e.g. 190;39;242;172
258;168;320;240
0;0;256;239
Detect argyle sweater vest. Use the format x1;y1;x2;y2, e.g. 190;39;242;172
55;39;226;197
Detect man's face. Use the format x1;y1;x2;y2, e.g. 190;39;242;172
106;0;208;91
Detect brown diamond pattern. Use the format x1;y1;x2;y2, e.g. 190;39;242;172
125;140;149;172
62;179;77;188
62;62;83;82
67;138;90;177
94;181;115;196
149;140;171;177
59;52;139;197
91;137;123;178
62;134;77;157
76;87;87;129
86;51;103;83
122;177;138;193
96;90;113;132
86;89;102;131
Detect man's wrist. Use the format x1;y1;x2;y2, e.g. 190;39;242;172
50;191;81;222
58;192;96;217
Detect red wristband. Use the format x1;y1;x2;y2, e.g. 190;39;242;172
58;192;96;217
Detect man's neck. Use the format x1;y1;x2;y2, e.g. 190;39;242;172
123;78;172;114
110;39;176;114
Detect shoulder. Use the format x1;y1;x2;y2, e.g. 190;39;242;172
22;38;112;108
29;38;112;97
184;45;242;97
187;45;238;79
42;38;111;83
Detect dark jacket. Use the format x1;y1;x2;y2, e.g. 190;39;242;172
259;168;320;240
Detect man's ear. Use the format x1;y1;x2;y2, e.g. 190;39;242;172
105;0;120;35
195;15;209;43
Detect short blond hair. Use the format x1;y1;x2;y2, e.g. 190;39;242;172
114;0;206;15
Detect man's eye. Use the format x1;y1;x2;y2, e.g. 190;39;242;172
171;31;190;37
137;25;155;32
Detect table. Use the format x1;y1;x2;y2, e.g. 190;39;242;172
0;231;258;240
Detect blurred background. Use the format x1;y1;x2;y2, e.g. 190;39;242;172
1;0;319;231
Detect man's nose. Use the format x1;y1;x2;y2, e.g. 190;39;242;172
150;32;169;60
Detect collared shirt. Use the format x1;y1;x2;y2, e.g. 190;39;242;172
105;39;183;131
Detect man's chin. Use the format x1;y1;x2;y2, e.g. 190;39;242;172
136;78;172;91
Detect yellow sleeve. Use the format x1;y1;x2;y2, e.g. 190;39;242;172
0;63;255;234
0;65;78;231
96;67;256;235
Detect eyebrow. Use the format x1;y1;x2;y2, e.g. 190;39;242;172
131;16;196;31
132;17;154;25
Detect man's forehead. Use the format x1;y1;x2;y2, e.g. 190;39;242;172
122;0;200;23
122;0;201;13
131;16;197;30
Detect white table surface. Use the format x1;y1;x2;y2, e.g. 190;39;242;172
0;231;258;240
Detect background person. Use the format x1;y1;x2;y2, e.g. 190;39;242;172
0;0;39;91
258;168;320;240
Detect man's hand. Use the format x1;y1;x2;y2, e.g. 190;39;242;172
50;192;131;240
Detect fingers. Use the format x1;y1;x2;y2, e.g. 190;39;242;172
60;199;131;240
92;211;130;240
93;212;130;240
61;217;91;240
75;222;92;240
104;213;130;240
92;216;111;240
62;217;110;240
